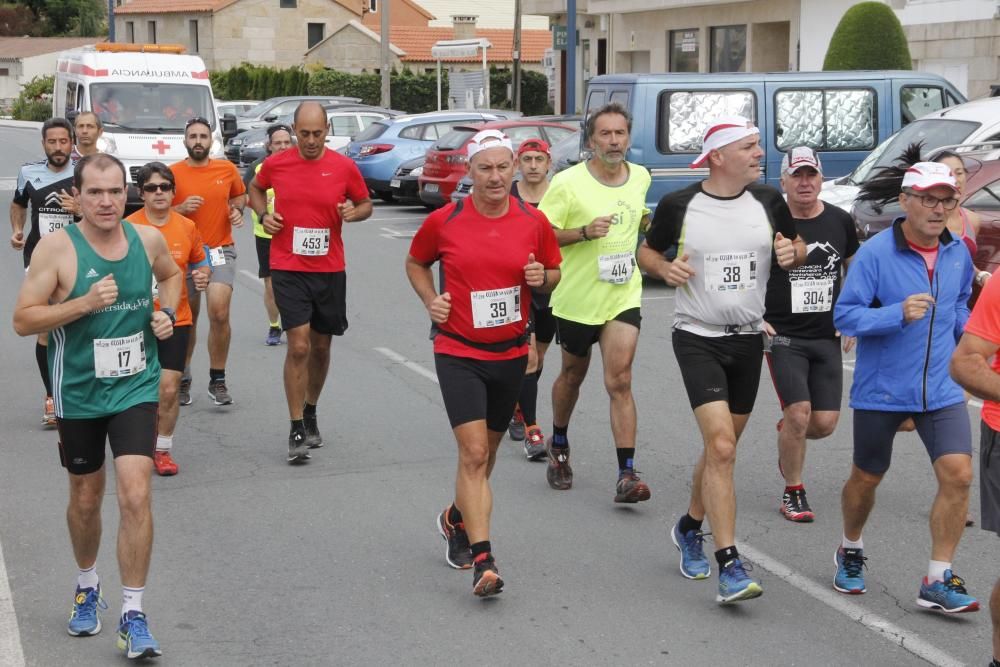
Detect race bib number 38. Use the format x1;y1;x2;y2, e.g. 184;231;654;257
471;286;521;328
704;251;757;292
93;332;147;379
791;277;834;313
293;227;330;256
598;252;634;284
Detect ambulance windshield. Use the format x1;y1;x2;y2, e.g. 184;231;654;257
90;83;215;133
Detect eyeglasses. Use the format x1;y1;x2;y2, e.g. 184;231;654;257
906;192;960;210
141;183;174;193
185;116;211;129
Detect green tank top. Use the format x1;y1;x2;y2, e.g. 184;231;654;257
49;222;161;419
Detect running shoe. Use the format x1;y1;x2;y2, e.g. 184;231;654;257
208;379;233;406
303;414;323;449
523;426;546;461
717;558;763;603
153;450;178;476
508;407;525;441
436;508;472;569
67;585;107;636
178;376;192;406
42;396;56;428
780;488;814;522
116;611;162;659
917;570;980;613
472;556;504;597
671;520;711;580
614;469;651;503
265;326;282;346
833;546;867;594
287;431;310;464
545;439;572;490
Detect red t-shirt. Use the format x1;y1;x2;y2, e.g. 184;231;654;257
908;240;939;282
254;148;368;273
409;196;562;361
963;273;1000;430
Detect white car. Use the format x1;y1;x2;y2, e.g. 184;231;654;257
216;100;260;119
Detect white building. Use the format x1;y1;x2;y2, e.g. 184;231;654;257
0;37;99;106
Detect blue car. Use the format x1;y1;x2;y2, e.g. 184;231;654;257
344;111;504;202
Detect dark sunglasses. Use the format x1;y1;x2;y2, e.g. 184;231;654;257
141;183;174;193
185;116;211;129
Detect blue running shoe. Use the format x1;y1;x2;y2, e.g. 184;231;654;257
917;570;980;613
117;611;162;659
670;521;711;580
67;585;107;636
833;547;867;594
717;558;763;603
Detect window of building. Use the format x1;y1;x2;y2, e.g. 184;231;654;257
0;68;8;76
279;0;296;7
188;20;199;53
125;21;135;43
307;22;324;49
669;29;699;73
710;25;746;73
368;0;377;11
774;88;876;151
147;20;157;44
900;86;946;124
657;90;756;153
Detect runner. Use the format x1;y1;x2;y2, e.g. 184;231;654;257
127;162;210;476
170;116;247;406
637;115;803;603
12;153;182;658
249;101;372;463
405;129;561;596
243;123;294;346
73;111;104;159
10;117;77;427
763;147;858;522
507;137;555;459
537;103;652;501
832;161;979;613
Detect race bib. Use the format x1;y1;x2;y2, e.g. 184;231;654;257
791;277;834;313
704;251;757;292
293;227;330;256
471;286;521;328
208;246;227;267
598;252;634;284
40;212;72;236
151;275;158;299
93;332;146;379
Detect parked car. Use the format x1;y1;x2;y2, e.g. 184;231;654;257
216;100;260;119
418;119;577;208
235;95;363;133
388;156;426;205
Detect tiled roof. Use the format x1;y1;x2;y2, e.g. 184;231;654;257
0;37;104;59
116;0;355;14
376;26;550;63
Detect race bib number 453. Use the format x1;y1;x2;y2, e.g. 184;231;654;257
293;227;330;256
471;286;521;328
704;251;757;292
93;332;146;379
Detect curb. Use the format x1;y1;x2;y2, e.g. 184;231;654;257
0;119;43;129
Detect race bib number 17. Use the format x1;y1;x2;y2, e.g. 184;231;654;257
93;332;147;379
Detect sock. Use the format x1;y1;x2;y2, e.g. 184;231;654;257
447;504;463;525
927;560;951;583
209;368;225;382
121;586;143;617
290;419;304;436
842;535;864;550
617;447;635;473
303;403;317;418
470;540;492;563
552;424;569;448
155;435;173;451
784;483;804;493
36;342;52;396
77;563;98;590
678;513;703;535
269;320;280;328
715;546;739;567
518;372;539;426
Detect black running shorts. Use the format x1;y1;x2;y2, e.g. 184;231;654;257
852;403;972;475
255;235;272;279
434;354;528;431
672;329;764;414
56;402;158;475
980;420;1000;536
271;270;348;335
156;325;190;373
765;335;843;411
555;307;641;358
532;304;557;345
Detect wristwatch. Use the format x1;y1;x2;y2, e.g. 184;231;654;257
160;307;177;325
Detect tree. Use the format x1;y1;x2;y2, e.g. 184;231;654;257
823;2;912;71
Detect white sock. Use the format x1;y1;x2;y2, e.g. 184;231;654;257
927;560;951;583
77;563;98;590
155;435;173;451
121;586;144;617
842;535;864;550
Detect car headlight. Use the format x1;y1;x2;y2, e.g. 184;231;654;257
411;166;423;177
97;135;117;154
243;140;265;150
229;138;243;147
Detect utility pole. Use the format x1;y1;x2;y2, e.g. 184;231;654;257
566;0;576;114
512;0;522;111
380;0;391;108
108;0;116;42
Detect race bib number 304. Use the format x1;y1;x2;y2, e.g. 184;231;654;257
293;227;330;256
598;252;634;284
93;332;147;379
791;277;834;313
704;251;757;292
471;286;521;328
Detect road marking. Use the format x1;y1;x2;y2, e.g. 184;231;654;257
0;178;16;192
0;536;26;667
374;347;438;384
641;295;674;301
379;226;416;240
370;216;424;222
239;269;264;285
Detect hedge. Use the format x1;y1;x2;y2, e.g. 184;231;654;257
211;65;309;101
12;75;55;121
823;2;912;71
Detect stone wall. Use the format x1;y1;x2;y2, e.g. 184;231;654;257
906;19;1000;99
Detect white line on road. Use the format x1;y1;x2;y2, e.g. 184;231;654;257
0;178;16;192
641;295;674;301
0;536;26;667
374;347;439;384
370;216;423;222
239;269;264;285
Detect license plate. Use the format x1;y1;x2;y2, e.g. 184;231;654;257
390;179;401;188
424;183;438;193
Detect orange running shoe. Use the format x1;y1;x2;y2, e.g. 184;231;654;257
153;450;178;476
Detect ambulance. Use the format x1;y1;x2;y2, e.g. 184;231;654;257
52;43;236;206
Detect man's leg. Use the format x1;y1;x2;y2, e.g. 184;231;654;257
841;465;884;541
597;320;639;451
304;330;332;406
113;455;153;591
928;453;972;562
551;347;591;429
283;323;311;420
205;283;233;372
454;421;502;545
67;467;106;574
264;277;280;326
183;287;200;371
688;403;750;549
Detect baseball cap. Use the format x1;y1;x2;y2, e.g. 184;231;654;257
467;129;514;160
690;115;759;168
901;161;959;192
517;138;550;157
781;146;823;176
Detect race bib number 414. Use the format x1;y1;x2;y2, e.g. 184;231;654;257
470;286;521;328
704;251;757;292
598;252;634;284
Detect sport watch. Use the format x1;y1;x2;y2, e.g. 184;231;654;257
160;307;177;325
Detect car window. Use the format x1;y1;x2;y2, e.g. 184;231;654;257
543;126;577;144
901;86;946;124
434;128;477;151
586;90;606;111
434;121;469;138
775;88;875;151
849;118;981;185
610;90;629;106
657;90;756;153
965;178;1000;211
359;114;384;130
329;115;357;137
398;124;423;139
269;101;298;117
355;121;389;142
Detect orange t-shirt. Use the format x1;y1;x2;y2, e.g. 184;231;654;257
964;273;1000;430
169;159;246;248
127;208;206;327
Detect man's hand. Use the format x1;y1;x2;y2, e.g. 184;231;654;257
175;195;204;215
338;201;357;222
87;274;118;311
762;320;777;337
840;333;856;353
584;215;613;240
150;311;174;340
262;212;284;235
191;267;210;292
903;293;936;323
228;205;244;228
10;230;24;250
428;292;452;324
774;232;796;269
664;253;695;287
524;253;545;287
58;189;80;215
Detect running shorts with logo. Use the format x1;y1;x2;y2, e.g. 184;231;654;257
58;402;158;475
271;270;348;335
673;329;764;413
852;404;972;475
555;307;641;358
14;159;76;267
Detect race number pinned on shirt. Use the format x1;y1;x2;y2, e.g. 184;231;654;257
293;227;330;256
151;275;158;299
93;332;147;379
208;246;227;267
39;212;73;236
598;252;635;284
791;277;834;313
471;286;521;328
704;251;757;292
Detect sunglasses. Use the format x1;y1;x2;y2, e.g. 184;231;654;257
185;116;211;129
141;183;174;193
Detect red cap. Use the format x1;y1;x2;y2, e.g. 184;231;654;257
517;138;550;157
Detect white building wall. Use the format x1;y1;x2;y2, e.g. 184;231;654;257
0;52;68;103
798;0;863;70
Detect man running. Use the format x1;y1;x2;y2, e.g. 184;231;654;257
244;123;294;346
73;111;104;158
833;161;978;613
12;153;182;659
249;102;371;463
638;115;803;603
537;103;652;502
763;147;858;522
171;116;247;406
406;129;561;596
127;162;210;476
10;117;77;427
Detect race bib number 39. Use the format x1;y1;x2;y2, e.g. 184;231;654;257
598;252;634;284
471;286;521;328
40;212;72;236
293;227;330;256
791;277;834;313
704;251;757;292
93;332;147;379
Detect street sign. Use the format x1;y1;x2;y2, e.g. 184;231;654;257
553;25;567;51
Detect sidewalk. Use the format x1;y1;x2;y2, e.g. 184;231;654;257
0;119;42;129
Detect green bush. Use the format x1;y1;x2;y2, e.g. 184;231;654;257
210;65;308;101
823;2;912;71
12;75;54;121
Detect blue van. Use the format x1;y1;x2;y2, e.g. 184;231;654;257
583;71;966;212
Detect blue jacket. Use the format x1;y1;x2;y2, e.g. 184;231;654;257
833;220;972;412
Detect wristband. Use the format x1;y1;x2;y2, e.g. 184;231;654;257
580;226;589;241
160;307;176;325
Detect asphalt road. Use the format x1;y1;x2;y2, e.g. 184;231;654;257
0;123;996;666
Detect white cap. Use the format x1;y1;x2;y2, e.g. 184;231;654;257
902;161;959;192
467;129;514;161
690;115;759;168
781;146;823;175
